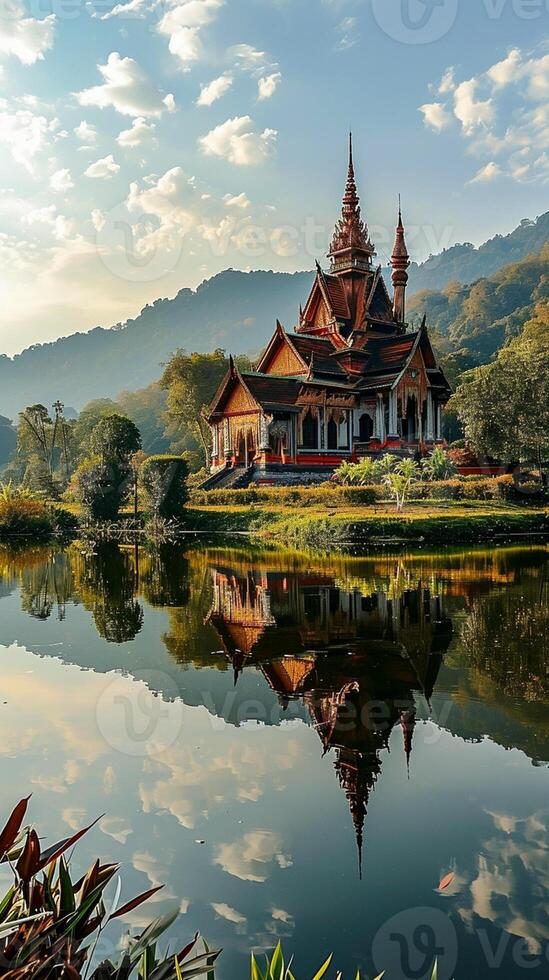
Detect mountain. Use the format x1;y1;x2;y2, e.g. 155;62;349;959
404;211;549;294
0;270;310;418
0;213;547;419
407;244;549;364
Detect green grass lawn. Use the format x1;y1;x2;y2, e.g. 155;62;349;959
186;499;548;547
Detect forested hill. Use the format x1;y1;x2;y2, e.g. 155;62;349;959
0;270;311;417
405;211;548;294
0;211;547;418
408;244;549;364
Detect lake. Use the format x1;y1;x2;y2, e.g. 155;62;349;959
0;540;547;979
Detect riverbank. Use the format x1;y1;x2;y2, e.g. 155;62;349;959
186;500;548;548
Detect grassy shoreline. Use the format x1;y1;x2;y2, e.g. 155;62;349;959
186;501;548;548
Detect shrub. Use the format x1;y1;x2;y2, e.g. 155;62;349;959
0;796;219;979
73;456;131;520
141;455;190;519
0;482;76;538
334;454;400;486
421;446;457;481
190;484;383;509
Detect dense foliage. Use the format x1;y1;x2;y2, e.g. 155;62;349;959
409;245;549;366
161;349;251;468
449;303;549;472
0;483;77;538
141;455;190;519
0;796;219;979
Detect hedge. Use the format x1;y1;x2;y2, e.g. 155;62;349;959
190;475;545;509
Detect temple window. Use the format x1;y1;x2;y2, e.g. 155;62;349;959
359;413;373;442
327;416;338;450
301;409;318;450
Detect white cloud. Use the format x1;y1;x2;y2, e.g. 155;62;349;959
74;120;97;143
258;72;281;101
91;209;106;231
199;116;276;165
0;108;50;173
76;52;170;118
223;192;250;209
487;48;522;88
419;102;452;132
100;0;149;19
453;79;494;133
524;52;549;102
50;168;74;192
229;43;267;70
469;161;502;183
126;166;194;255
439;67;455;94
0;1;55;65
24;205;75;240
157;0;223;67
211;902;246;925
214;830;292;882
84;154;120;178
117;117;156;147
420;49;549;186
196;73;233;107
336;16;357;51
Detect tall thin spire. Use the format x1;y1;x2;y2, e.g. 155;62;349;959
329;133;375;272
391;197;410;327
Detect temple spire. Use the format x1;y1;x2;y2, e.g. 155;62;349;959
391;197;410;327
328;134;375;274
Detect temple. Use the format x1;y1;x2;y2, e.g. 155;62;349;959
205;135;452;485
205;552;451;872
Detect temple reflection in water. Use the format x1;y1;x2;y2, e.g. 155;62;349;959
206;557;453;870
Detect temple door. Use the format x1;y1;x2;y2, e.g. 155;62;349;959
327;417;338;450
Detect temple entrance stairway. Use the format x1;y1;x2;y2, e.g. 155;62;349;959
200;464;254;490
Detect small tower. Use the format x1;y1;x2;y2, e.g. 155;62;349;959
328;133;375;275
391;199;410;327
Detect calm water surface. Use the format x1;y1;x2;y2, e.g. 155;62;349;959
0;540;547;979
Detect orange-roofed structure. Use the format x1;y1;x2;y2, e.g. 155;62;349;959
205;135;451;485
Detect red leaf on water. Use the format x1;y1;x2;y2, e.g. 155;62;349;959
108;885;164;921
438;872;455;892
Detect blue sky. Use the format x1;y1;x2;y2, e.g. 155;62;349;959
0;0;547;353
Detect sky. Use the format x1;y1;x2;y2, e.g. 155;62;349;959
0;0;547;355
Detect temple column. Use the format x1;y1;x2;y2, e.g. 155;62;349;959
388;390;398;438
259;413;270;451
435;403;443;441
212;424;219;461
223;418;231;459
426;391;435;442
375;394;386;443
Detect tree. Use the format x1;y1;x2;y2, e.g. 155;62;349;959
161;349;251;468
117;384;169;454
90;413;142;463
15;404;73;495
140;455;189;519
383;458;421;512
449;303;549;475
73;456;132;520
0;416;16;468
72;399;118;460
